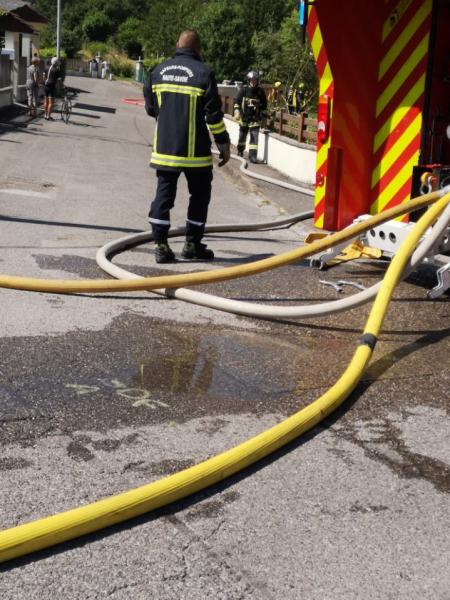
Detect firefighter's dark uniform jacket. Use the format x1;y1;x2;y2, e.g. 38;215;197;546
234;85;267;126
144;47;229;170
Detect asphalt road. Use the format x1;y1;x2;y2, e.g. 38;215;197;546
0;76;449;599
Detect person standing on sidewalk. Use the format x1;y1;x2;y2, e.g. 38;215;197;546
43;57;61;121
26;56;40;117
144;29;230;264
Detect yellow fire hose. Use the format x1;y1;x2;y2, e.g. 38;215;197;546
0;193;448;563
0;191;444;294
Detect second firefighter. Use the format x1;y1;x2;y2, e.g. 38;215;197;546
234;71;267;163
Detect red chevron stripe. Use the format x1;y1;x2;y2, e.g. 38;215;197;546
371;132;421;200
382;0;425;47
379;17;430;86
308;6;318;31
372;103;422;165
314;196;325;218
381;178;412;212
316;45;328;78
375;53;427;129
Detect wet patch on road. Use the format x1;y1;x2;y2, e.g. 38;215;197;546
1;313;347;447
349;501;389;514
0;456;33;471
184;491;241;521
333;416;450;493
34;253;116;280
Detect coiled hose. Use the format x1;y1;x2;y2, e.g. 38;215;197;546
97;201;450;319
0;192;448;563
0;192;444;294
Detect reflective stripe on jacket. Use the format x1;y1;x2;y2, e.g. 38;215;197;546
144;47;229;170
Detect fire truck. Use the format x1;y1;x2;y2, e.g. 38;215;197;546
301;0;450;231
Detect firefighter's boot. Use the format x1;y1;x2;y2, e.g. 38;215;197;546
154;241;176;264
181;241;214;261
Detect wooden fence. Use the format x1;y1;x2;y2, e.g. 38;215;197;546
65;58;90;73
219;93;317;146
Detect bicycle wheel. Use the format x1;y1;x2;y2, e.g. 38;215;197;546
61;99;71;124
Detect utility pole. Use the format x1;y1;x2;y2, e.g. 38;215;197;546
56;0;61;58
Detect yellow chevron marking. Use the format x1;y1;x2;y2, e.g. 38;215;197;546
371;150;419;212
316;142;329;171
382;0;414;41
374;73;425;152
311;26;323;59
319;63;333;95
315;181;325;202
371;112;422;187
373;192;411;218
376;34;428;117
314;213;325;228
379;2;431;79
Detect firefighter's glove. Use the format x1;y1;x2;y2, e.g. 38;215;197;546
216;142;230;167
234;109;241;121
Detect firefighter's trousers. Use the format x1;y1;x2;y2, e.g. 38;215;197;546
237;123;260;162
149;169;213;243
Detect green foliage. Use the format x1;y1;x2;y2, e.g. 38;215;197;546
251;9;318;110
31;0;318;107
240;0;292;34
82;11;112;42
85;42;111;59
61;28;82;58
143;56;166;72
39;47;67;59
193;1;253;82
116;17;144;59
141;0;202;58
38;24;56;48
109;56;134;78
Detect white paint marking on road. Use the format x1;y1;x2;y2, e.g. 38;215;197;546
0;189;52;199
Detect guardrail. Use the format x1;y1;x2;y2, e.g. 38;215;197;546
219;92;317;146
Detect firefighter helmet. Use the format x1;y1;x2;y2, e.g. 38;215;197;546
246;70;259;83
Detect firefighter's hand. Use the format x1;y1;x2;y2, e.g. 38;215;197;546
216;142;230;167
234;110;240;121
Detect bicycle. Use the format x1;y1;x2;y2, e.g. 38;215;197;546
60;85;73;124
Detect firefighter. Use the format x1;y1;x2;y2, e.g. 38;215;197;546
287;86;295;114
296;82;306;112
234;71;268;163
144;30;230;264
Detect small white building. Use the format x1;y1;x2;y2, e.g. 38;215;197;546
0;1;47;108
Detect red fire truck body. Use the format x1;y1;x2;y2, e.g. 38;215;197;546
306;0;450;230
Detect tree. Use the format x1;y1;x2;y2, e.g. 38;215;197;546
81;11;112;42
252;9;318;110
62;27;82;57
142;0;202;58
277;9;318;107
193;1;253;82
240;0;292;34
116;17;144;59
